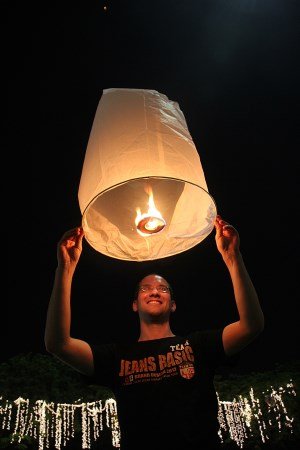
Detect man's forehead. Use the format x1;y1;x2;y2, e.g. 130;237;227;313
140;274;168;285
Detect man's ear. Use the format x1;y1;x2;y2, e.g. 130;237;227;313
132;300;138;312
171;301;176;313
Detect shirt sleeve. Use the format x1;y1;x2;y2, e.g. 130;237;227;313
89;342;117;389
189;328;228;368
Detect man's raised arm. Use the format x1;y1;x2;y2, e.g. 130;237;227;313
44;227;94;376
214;216;265;356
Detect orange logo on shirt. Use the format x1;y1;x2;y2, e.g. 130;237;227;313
179;362;195;379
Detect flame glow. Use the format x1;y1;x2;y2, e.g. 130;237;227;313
135;186;166;236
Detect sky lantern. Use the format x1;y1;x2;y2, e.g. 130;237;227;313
78;88;217;261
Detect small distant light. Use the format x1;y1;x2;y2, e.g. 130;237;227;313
104;6;107;11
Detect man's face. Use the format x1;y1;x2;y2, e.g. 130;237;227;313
132;274;176;321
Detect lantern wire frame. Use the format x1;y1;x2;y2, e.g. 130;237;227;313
81;175;217;262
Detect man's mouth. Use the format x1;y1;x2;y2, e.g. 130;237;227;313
147;300;162;304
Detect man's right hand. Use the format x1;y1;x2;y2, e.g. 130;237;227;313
57;227;84;270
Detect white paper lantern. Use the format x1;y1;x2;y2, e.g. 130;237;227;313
78;88;217;261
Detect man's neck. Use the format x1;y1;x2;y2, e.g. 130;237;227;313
138;322;175;342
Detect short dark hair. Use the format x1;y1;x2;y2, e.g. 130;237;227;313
133;273;174;302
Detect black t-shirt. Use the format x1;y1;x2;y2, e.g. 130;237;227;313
90;329;227;450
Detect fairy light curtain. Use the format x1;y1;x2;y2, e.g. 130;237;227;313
78;88;217;261
1;382;296;450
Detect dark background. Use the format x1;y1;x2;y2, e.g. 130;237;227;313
5;0;299;372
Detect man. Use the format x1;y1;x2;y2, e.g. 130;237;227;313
44;215;264;450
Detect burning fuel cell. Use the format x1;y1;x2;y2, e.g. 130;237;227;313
135;185;166;236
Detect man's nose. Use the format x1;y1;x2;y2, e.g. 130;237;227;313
149;288;160;296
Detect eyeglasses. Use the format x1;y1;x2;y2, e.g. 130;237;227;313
139;285;170;293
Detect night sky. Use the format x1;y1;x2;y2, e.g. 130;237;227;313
5;1;299;373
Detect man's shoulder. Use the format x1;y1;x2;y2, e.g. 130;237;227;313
186;328;225;350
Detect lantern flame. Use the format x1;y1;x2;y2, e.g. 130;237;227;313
135;186;166;236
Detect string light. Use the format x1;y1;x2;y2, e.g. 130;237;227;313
0;381;296;449
217;381;296;448
0;397;120;449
